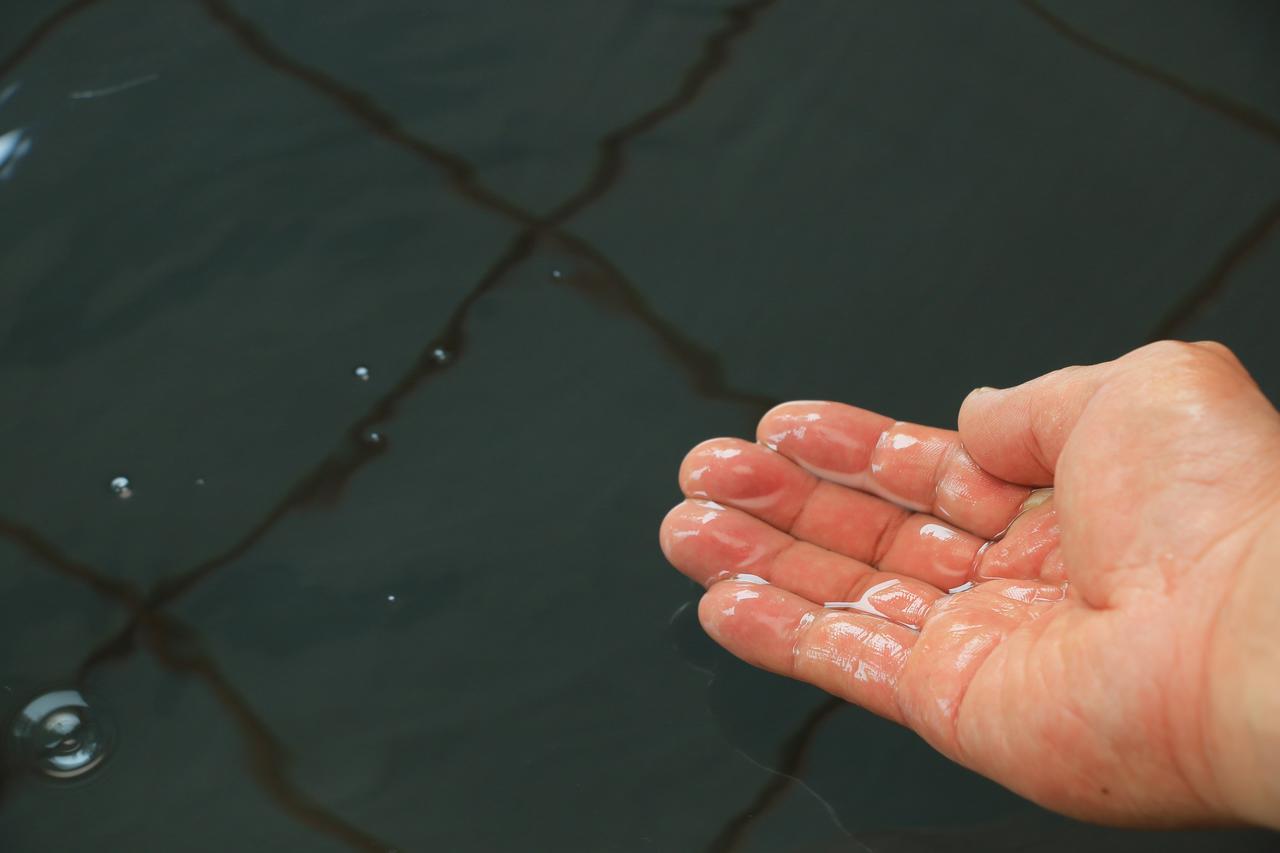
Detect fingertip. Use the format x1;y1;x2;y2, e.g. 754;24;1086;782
959;385;1005;415
761;400;834;419
658;502;684;562
755;400;833;449
956;388;999;456
696;581;744;644
687;436;745;455
678;437;746;496
660;499;726;564
698;580;806;669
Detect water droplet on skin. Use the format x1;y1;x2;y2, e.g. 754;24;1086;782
11;690;112;780
430;347;450;364
889;433;919;450
824;578;901;617
109;476;132;499
354;366;370;381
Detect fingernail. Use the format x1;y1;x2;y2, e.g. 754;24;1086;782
1020;487;1054;513
704;570;732;588
731;573;769;585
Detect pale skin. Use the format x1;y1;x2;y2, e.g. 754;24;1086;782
659;341;1280;828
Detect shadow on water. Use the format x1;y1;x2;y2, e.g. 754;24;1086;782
0;0;106;81
1147;199;1280;342
1018;0;1280;147
1016;0;1280;346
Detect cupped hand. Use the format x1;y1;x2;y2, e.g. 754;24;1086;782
659;341;1280;827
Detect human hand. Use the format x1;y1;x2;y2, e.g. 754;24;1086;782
659;341;1280;827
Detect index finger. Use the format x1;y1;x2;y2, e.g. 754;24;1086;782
758;401;1030;539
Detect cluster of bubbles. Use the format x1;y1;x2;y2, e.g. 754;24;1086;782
74;352;485;786
111;475;211;497
107;364;406;500
109;351;498;499
357;348;452;376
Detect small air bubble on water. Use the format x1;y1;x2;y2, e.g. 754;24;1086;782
551;269;563;279
386;594;396;603
12;690;113;781
431;347;450;364
354;366;370;381
194;478;206;486
364;430;382;444
109;476;132;499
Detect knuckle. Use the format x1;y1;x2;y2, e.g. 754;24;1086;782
1119;340;1248;409
1137;339;1241;374
1190;339;1244;369
1135;338;1202;365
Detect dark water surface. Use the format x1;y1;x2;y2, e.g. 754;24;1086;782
2;1;1279;850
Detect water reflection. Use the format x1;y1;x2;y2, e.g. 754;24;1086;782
68;73;157;101
10;689;112;781
0;127;31;180
1;0;1278;849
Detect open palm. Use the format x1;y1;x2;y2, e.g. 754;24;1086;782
660;342;1280;826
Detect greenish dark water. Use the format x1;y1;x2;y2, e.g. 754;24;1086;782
1;1;1279;850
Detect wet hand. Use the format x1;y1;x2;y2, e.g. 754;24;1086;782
659;341;1280;827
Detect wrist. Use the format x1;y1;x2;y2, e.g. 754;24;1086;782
1206;518;1280;828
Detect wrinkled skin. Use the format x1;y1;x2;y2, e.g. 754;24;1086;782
659;341;1280;827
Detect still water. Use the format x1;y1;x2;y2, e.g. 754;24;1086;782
2;0;1279;850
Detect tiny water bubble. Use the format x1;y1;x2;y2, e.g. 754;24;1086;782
386;594;397;603
194;477;206;487
11;689;113;781
430;347;450;364
551;268;563;280
363;430;382;445
109;476;132;499
354;365;370;381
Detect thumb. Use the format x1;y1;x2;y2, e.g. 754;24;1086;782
957;361;1116;486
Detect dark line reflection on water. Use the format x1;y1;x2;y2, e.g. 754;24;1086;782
0;0;780;848
1;0;1277;849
